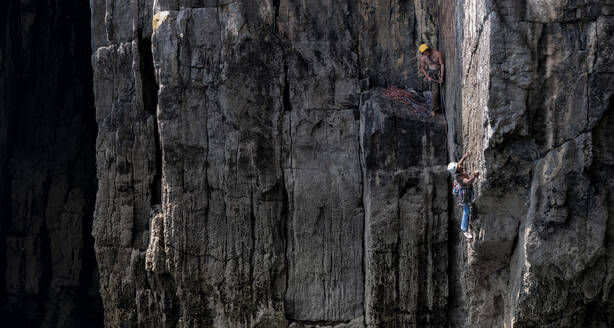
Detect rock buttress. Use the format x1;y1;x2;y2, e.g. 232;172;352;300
92;1;450;327
443;1;614;327
361;90;449;327
91;1;614;327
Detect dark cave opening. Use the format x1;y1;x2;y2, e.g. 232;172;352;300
0;0;103;327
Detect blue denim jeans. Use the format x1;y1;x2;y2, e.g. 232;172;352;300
461;204;471;231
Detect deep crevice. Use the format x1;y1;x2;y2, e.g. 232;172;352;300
283;61;292;112
138;36;162;206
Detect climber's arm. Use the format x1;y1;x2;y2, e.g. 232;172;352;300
462;171;479;185
458;151;470;168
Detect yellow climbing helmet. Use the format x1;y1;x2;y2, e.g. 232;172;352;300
419;43;430;53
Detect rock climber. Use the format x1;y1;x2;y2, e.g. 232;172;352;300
418;43;445;113
447;151;479;239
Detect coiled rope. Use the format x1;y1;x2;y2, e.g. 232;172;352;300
383;87;434;120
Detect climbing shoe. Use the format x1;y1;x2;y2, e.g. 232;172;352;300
463;231;472;239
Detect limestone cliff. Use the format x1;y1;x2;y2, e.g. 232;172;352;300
443;1;614;327
90;0;614;327
88;0;614;327
91;1;447;326
1;0;613;327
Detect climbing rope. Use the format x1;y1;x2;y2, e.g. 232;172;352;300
436;15;454;163
383;87;434;120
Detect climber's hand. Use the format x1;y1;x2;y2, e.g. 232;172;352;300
438;77;443;83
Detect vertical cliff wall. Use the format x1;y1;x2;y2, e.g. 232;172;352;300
442;1;614;327
91;1;449;327
2;0;613;327
89;0;614;327
0;0;102;327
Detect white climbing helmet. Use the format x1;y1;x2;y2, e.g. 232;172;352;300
447;162;458;174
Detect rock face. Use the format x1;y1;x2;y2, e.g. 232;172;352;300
90;0;614;327
91;1;450;327
3;0;611;327
0;0;102;327
442;0;614;327
361;91;449;327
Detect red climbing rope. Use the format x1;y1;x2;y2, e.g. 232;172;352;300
383;87;434;120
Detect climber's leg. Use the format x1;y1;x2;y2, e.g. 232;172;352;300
431;80;440;112
461;203;470;231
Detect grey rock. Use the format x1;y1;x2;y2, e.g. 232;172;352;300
87;0;614;327
361;90;449;327
289;316;365;328
280;1;363;322
3;0;613;326
444;0;614;327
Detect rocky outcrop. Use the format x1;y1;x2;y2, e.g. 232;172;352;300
361;91;448;327
32;0;612;327
442;1;614;327
0;0;102;327
91;1;450;327
3;0;614;327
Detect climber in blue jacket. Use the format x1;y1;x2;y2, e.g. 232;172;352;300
447;151;479;239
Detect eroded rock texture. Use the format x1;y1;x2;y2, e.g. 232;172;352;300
92;0;448;327
361;91;448;327
0;0;102;327
91;0;614;327
444;1;614;327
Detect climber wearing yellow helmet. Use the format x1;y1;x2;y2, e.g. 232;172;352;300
418;43;445;113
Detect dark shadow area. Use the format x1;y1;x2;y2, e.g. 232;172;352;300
0;0;103;327
138;36;162;206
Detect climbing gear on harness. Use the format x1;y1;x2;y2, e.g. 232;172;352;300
419;43;429;53
383;87;434;120
447;162;457;174
426;67;441;81
453;179;474;204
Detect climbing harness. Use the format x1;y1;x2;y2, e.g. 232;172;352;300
383;87;434;120
426;68;441;81
452;179;474;204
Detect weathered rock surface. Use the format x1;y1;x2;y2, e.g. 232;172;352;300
91;1;450;327
6;0;614;327
361;90;448;327
443;1;614;327
0;0;102;327
1;0;608;327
